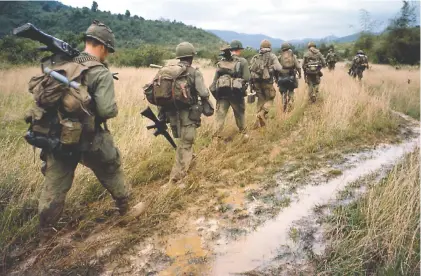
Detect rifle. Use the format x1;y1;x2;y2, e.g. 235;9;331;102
140;107;177;149
13;23;79;58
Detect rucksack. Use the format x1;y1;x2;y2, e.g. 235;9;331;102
280;50;295;69
24;54;99;150
144;64;193;108
305;60;322;75
250;52;272;80
215;60;244;97
355;55;368;68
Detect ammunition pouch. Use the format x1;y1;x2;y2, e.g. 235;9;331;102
188;104;203;121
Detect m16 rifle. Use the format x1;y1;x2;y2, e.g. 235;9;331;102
140;107;177;149
13;23;80;58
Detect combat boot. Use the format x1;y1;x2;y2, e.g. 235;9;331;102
115;196;129;216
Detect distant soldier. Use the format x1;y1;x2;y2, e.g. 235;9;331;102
349;50;369;80
325;48;338;71
210;40;250;139
302;42;326;103
277;42;302;112
249;39;282;128
29;21;130;242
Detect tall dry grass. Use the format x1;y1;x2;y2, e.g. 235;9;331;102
318;150;420;275
0;63;419;272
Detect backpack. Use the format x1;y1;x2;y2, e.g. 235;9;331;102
24;54;99;150
215;60;244;98
143;64;193;108
250;52;272;80
279;50;295;69
355;55;368;69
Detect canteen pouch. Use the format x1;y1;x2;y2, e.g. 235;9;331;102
188;104;203;121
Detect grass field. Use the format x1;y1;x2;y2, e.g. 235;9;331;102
0;62;419;273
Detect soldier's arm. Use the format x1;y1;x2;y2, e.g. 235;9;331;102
271;54;282;71
240;58;251;82
194;69;210;99
209;71;219;93
319;53;327;67
92;67;118;120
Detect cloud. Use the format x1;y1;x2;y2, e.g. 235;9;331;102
61;0;411;39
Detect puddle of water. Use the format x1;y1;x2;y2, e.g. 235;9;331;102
159;233;210;276
211;137;419;275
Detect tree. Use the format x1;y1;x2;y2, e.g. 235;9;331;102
117;14;123;20
125;10;131;17
91;1;98;12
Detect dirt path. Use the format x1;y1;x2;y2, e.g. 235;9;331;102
107;112;418;276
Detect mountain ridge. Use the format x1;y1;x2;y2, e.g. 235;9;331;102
207;29;361;48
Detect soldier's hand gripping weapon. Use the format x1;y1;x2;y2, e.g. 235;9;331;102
140;107;177;149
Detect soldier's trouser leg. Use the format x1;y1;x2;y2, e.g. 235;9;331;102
230;98;246;132
214;99;231;136
81;131;128;202
255;83;275;119
170;124;197;182
38;151;78;229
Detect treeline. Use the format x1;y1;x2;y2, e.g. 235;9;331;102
0;1;223;67
352;1;420;65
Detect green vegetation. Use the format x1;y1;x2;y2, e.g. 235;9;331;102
318;151;420;275
0;1;223;66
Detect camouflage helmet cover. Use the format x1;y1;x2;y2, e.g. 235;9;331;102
230;40;244;50
85;20;116;53
220;44;231;51
281;42;291;51
260;39;272;49
357;49;364;54
175;42;196;59
307;41;316;48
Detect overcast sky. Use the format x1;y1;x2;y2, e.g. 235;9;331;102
60;0;419;40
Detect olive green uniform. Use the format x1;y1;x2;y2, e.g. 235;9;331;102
326;51;337;70
210;54;250;135
278;50;301;112
350;54;369;80
165;61;210;183
39;53;128;230
251;49;282;124
303;47;326;100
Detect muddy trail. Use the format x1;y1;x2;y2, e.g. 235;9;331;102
94;111;418;276
7;112;419;276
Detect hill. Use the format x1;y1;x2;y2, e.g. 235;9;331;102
207;29;284;48
0;1;223;49
207;29;362;48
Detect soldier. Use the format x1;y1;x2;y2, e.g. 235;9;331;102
302;42;326;103
349;50;369;80
277;42;302;112
325;48;338;71
162;42;211;183
249;39;282;128
210;40;250;139
37;21;129;241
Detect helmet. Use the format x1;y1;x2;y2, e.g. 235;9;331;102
260;39;272;49
175;42;196;59
357;50;364;54
85;20;116;53
281;42;291;51
230;40;244;50
307;41;316;48
328;48;333;52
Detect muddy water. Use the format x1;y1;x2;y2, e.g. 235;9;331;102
211;135;419;275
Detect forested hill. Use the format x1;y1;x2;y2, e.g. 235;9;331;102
0;1;223;49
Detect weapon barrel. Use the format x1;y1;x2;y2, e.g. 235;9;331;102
43;67;80;89
149;64;163;69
